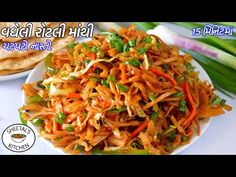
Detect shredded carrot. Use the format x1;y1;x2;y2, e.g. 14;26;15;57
149;67;177;87
67;93;82;99
119;63;127;82
181;82;197;127
127;119;149;143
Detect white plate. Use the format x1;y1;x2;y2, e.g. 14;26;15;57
0;69;32;82
22;58;212;155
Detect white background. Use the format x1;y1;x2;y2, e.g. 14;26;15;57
0;23;235;154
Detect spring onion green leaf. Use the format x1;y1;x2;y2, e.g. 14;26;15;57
32;118;43;126
58;112;66;120
19;110;27;125
27;95;44;104
128;39;136;46
138;47;147;55
143;36;152;43
162;63;169;71
37;81;45;89
107;74;117;83
182;135;188;142
180;100;186;113
117;83;129;92
149;93;157;101
172;91;183;97
125;58;141;67
54;117;64;125
108;105;127;113
101;79;109;88
66;125;74;132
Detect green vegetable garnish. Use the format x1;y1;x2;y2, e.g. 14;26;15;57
149;93;157;101
66;125;74;132
180;100;186;113
37;81;45;89
150;111;159;123
82;43;89;49
67;42;78;49
19;110;27;125
117;83;129;92
54;117;64;125
186;63;195;72
125;58;141;67
211;96;226;106
32;118;43;126
107;74;117;83
172;91;183;97
182;135;188;142
84;59;91;67
169;131;176;141
58;112;66;119
128;39;136;46
162;63;169;71
46;84;51;91
108;105;127;113
138;47;147;55
143;36;152;43
74;144;84;150
101;79;109;88
90;46;100;53
123;43;130;52
27;94;44;104
44;53;58;75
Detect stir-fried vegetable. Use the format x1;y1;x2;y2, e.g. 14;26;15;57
19;25;231;155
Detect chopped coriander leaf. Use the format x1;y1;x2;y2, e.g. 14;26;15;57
101;79;109;88
159;77;166;82
107;74;116;83
125;58;141;67
54;117;64;125
156;43;161;48
143;36;152;43
82;43;89;49
90;46;100;53
94;68;103;74
138;47;147;55
32;118;43;126
151;111;159;122
66;125;74;132
56;137;63;141
69;76;77;80
182;135;188;142
186;63;195;72
211;96;226;106
74;144;84;150
67;42;78;49
169;125;176;129
162;63;169;71
166;145;173;151
169;131;176;141
180;100;186;113
108;105;127;113
123;43;130;52
37;81;45;89
128;39;136;46
46;84;51;91
58;112;66;120
117;83;129;92
172;91;183;97
115;40;123;52
149;93;157;101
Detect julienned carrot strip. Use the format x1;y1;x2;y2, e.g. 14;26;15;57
127;119;149;142
149;67;177;87
181;82;197;127
67;93;82;99
120;63;127;82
